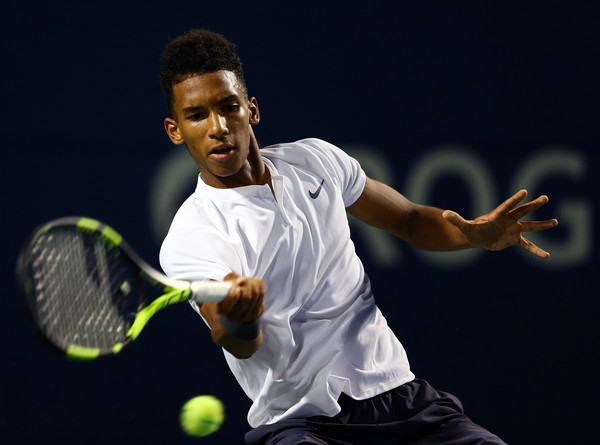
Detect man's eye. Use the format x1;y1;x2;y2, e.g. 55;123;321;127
187;113;206;121
223;104;240;113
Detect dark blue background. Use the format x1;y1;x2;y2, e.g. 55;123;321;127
2;1;597;443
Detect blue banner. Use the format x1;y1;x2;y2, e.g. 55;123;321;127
2;2;597;444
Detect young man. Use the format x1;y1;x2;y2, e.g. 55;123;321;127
158;29;557;445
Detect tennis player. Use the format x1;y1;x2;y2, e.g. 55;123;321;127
158;29;557;445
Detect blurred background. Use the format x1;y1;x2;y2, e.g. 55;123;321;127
1;1;597;443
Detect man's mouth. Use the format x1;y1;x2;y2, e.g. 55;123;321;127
209;144;234;159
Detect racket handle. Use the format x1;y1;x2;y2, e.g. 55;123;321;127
189;280;233;303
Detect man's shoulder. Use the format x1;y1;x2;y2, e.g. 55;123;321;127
261;138;340;166
164;193;217;236
261;138;332;154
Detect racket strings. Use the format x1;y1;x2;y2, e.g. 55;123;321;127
27;227;142;351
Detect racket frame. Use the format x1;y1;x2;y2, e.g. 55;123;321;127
16;216;231;360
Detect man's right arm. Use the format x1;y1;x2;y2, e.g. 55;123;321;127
200;273;265;359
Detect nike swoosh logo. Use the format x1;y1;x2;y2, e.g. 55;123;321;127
309;179;324;199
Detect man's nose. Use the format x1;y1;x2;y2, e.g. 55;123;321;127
209;112;228;138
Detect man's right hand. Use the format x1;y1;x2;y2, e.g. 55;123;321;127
200;273;265;359
218;273;265;323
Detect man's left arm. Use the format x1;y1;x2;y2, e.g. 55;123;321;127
347;176;558;257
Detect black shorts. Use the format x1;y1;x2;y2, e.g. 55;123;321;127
245;379;507;445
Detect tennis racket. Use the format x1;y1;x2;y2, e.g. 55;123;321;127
16;216;232;360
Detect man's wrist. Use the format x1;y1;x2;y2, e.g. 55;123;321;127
219;315;260;340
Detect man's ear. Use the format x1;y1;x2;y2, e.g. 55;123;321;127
248;97;260;126
164;117;185;145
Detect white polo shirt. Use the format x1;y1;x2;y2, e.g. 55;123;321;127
160;138;414;427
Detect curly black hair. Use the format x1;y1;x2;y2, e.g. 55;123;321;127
159;29;246;107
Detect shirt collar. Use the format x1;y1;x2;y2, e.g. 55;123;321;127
195;157;279;200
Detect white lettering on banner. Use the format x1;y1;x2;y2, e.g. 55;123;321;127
509;147;591;268
149;148;198;243
149;145;591;270
403;146;495;269
344;146;403;267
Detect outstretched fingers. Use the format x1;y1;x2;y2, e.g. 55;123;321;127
520;218;559;233
520;235;551;258
508;194;551;220
493;189;528;216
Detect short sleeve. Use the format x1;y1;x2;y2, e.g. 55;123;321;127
296;138;366;207
159;226;242;282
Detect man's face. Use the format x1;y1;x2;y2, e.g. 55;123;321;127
165;70;259;188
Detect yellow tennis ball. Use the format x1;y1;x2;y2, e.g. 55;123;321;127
180;395;225;437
